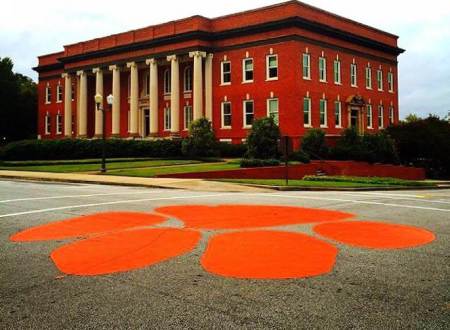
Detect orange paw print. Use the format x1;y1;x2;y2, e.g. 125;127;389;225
10;205;435;279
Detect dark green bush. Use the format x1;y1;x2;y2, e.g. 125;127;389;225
245;117;280;159
240;158;281;168
289;150;311;163
181;118;219;158
300;129;329;159
0;138;183;161
217;142;247;158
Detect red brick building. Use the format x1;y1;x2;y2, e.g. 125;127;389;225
34;0;404;148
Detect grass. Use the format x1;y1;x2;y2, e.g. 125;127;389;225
219;176;435;188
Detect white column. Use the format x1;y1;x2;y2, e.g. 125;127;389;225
127;61;139;137
167;55;180;135
205;53;213;121
93;68;104;137
62;73;72;137
146;58;159;136
189;51;206;120
109;65;121;137
77;70;87;137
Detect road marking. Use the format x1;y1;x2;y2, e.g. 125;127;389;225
0;193;235;218
337;192;450;205
263;194;450;213
0;191;165;204
342;192;427;198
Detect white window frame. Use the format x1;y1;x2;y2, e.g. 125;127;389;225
56;113;63;134
302;53;311;80
143;72;150;96
388;72;394;93
56;83;63;103
350;63;357;87
319;57;327;82
221;61;231;85
266;54;278;81
320;98;328;127
366;66;372;89
267;98;279;125
242;58;254;83
334;60;341;84
334;101;342;128
183;67;192;92
378;105;384;129
45;114;51;135
377;70;383;91
303;97;311;127
164;107;171;131
389;106;394;125
243;100;254;128
163;69;171;94
45;84;51;104
221;101;232;129
183;105;193;130
367;104;373;129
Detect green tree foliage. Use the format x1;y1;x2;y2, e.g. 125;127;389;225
181;118;219;157
245;117;280;159
387;115;450;178
300;128;328;159
0;57;37;144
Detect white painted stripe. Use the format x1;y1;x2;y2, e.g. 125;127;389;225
0;193;234;218
263;194;450;213
337;192;450;205
346;192;427;198
0;191;164;203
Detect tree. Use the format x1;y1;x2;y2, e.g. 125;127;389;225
0;57;37;144
245;117;280;159
181;118;219;157
300;128;328;159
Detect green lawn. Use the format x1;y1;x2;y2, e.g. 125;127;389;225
0;158;204;173
107;162;240;177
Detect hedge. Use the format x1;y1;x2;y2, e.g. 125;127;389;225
240;158;281;168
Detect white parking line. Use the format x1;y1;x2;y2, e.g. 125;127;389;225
0;193;235;218
0;191;165;203
337;192;450;205
264;194;450;213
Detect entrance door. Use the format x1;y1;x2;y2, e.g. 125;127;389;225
350;109;359;130
143;108;150;137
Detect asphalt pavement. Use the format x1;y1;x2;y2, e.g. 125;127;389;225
0;179;449;329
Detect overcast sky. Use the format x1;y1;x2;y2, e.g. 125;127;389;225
1;0;449;119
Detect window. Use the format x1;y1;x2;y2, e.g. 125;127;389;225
56;83;63;103
45;84;51;104
389;106;394;125
267;98;279;125
243;100;254;127
366;66;372;89
319;57;327;82
164;107;171;130
45;114;51;134
388;72;394;92
184;105;193;129
334;101;342;127
56;114;62;134
143;72;150;96
367;104;373;128
377;70;383;91
184;67;192;92
221;61;231;85
334;60;341;84
266;55;278;80
378;105;384;128
243;58;254;82
303;97;311;127
302;53;311;79
350;63;357;87
320;98;327;127
221;102;232;128
164;69;171;94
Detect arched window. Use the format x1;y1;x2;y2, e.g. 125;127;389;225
164;69;171;94
184;66;192;92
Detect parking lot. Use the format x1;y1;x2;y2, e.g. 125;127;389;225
1;179;449;329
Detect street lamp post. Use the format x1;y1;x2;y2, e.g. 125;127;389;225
95;93;114;173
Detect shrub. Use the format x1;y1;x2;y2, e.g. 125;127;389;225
300;129;328;159
217;142;247;158
181;118;219;158
240;158;281;168
245;117;281;159
289;150;311;163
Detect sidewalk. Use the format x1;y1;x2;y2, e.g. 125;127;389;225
0;170;271;193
